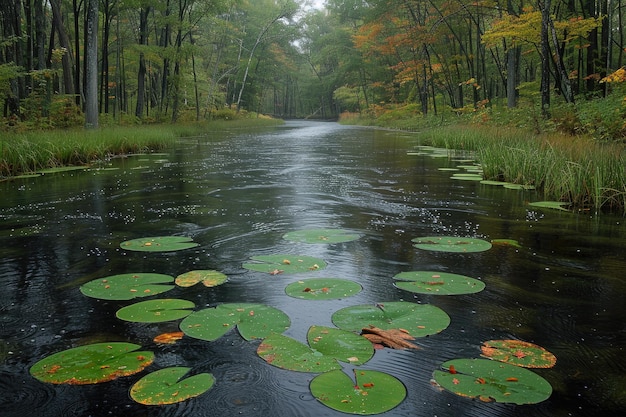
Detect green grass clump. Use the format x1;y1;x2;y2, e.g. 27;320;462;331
420;125;626;213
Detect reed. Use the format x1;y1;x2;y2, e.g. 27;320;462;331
421;124;626;214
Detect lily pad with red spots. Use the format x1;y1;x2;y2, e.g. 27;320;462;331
480;339;557;368
331;301;450;338
130;367;215;405
80;273;175;300
393;271;485;295
30;342;154;385
116;299;195;323
310;369;406;414
285;278;362;300
120;236;199;252
257;325;374;372
175;270;227;288
180;303;290;342
242;254;326;275
412;236;492;253
432;358;552;404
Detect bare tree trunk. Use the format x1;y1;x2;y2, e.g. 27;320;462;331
84;0;98;128
50;0;75;96
540;0;551;117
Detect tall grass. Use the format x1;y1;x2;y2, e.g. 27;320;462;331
419;125;626;214
0;126;176;178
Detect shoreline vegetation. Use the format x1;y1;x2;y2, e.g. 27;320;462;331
1;114;625;215
339;108;626;215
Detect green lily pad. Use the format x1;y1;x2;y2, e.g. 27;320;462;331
242;254;327;274
116;299;195;323
130;367;215;405
412;236;492;253
38;166;87;174
504;184;535;190
180;303;290;341
432;358;552;404
480;340;557;368
491;239;522;248
30;342;154;385
285;278;362;300
282;228;362;244
257;326;374;372
310;369;406;415
480;180;511;186
393;271;485;295
175;270;228;287
332;301;450;338
451;173;483;181
120;236;200;252
80;273;175;300
529;201;570;211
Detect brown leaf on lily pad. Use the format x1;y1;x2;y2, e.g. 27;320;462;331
481;339;556;368
361;326;420;350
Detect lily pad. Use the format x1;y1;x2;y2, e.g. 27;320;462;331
180;303;290;341
491;239;522;248
175;270;228;287
451;173;483;181
130;367;215;405
332;301;450;338
393;271;485;295
432;358;552;404
242;254;327;274
120;236;200;252
480;180;511;186
412;236;492;253
30;342;154;385
529;201;570;211
80;273;175;300
285;278;362;300
310;369;406;415
257;326;374;372
480;340;557;368
282;228;362;244
504;184;535;190
116;299;195;323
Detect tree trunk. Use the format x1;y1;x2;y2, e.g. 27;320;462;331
84;0;99;128
50;0;75;96
540;0;551;117
135;7;150;119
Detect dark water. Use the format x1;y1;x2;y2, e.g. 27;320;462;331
1;120;625;417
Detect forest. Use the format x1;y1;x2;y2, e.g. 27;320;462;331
0;0;625;138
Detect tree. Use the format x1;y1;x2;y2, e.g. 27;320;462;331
84;0;98;128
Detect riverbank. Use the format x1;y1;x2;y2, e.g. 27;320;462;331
0;118;283;180
340;112;626;214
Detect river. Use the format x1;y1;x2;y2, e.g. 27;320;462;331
1;120;625;417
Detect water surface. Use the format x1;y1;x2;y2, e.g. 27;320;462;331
1;120;625;417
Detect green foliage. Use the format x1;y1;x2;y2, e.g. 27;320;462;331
242;254;327;274
285;278;362;300
80;273;175;300
282;228;362;244
116;299;195;323
120;236;200;252
393;271;486;295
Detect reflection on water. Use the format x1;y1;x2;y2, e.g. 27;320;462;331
1;120;625;417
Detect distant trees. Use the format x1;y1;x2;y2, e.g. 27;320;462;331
0;0;624;126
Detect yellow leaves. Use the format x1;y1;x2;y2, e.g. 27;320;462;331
600;68;626;84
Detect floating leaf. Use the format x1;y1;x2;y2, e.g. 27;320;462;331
30;342;154;385
451;173;483;181
130;367;215;405
257;326;374;372
432;358;552;404
491;239;522;248
504;184;535;190
153;332;185;345
480;180;511;186
481;340;557;368
412;236;492;253
175;270;227;288
116;299;195;323
80;273;175;300
332;301;450;338
528;201;570;211
120;236;199;252
310;369;406;415
282;228;362;244
285;278;362;300
360;326;419;349
393;271;485;295
180;303;290;341
242;255;327;274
